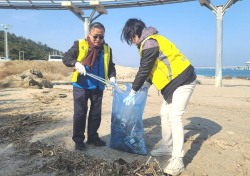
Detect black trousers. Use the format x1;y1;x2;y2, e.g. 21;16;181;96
72;87;103;144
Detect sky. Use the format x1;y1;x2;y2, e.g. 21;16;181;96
0;0;249;67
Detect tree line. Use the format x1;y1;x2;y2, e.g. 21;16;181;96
0;31;62;60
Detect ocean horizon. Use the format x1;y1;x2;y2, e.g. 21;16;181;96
195;68;250;78
124;66;250;79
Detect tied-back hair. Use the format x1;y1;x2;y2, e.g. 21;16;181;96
121;18;146;45
90;22;105;32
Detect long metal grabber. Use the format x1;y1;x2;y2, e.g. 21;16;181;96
86;72;116;87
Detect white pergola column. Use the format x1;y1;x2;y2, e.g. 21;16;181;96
62;1;107;38
215;6;223;87
199;0;239;87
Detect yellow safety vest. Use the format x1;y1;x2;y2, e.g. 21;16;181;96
140;34;191;90
72;39;111;82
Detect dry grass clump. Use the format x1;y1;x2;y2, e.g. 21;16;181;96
29;141;164;176
0;61;72;81
0;111;164;176
0;114;53;149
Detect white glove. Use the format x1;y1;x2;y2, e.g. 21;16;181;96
109;77;116;86
75;62;86;75
123;89;137;106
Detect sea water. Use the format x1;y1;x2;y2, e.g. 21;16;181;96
195;68;250;78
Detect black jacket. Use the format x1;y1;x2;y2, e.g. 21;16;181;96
132;27;196;101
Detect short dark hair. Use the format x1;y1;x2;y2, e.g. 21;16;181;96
89;22;105;32
121;18;146;45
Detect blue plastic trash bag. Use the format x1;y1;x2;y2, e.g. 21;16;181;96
109;83;148;155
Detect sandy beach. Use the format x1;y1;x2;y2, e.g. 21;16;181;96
0;65;250;176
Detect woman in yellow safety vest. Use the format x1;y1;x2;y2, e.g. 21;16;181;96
121;18;196;176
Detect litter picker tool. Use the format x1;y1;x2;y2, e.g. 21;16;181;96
86;72;122;88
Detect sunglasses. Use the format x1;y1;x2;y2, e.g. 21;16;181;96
90;33;104;40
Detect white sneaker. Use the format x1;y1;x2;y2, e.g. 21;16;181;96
164;157;185;176
150;146;172;157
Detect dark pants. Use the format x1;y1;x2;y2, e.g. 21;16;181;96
72;87;103;144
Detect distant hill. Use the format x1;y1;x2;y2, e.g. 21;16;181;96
0;31;62;60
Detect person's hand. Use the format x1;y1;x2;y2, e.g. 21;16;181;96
141;81;151;90
75;62;86;75
123;89;137;106
109;77;116;86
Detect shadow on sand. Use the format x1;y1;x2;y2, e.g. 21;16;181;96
142;116;222;169
184;116;222;166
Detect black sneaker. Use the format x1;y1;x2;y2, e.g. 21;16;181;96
87;137;106;146
75;142;86;151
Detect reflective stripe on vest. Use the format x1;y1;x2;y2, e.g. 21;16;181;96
71;39;110;82
158;51;172;81
140;34;191;90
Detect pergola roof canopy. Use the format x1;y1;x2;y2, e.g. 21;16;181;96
0;0;196;10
